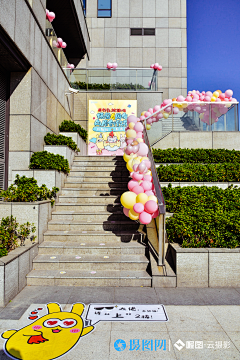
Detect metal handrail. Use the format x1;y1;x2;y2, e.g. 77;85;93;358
141;120;166;266
63;67;156;70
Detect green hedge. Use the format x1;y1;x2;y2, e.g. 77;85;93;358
29;151;70;174
0;216;36;257
71;81;145;91
157;163;240;182
0;175;59;206
44;133;79;152
153;148;240;163
59;120;88;142
163;185;240;248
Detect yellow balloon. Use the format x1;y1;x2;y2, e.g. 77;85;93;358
136;193;148;205
146;124;151;130
129;208;139;220
120;191;137;209
126;129;136;139
148;195;158;203
213;91;219;98
127;159;134;172
123;153;136;162
128;122;135;129
163;113;169;119
182;103;188;108
211;96;216;102
137;138;143;143
226;103;231;108
133;158;140;166
216;90;222;94
145;170;152;176
141;111;146;116
140;156;149;162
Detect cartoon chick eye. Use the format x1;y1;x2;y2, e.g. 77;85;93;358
43;318;77;328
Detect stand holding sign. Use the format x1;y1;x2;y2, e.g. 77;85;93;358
88;100;137;156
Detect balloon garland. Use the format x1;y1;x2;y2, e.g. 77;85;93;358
120;115;159;225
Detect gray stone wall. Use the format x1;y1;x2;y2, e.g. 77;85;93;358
83;0;187;100
0;0;74;181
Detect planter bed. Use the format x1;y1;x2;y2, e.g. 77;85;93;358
0;201;51;244
59;132;87;156
44;145;75;167
160;182;240;188
168;243;240;288
0;243;38;306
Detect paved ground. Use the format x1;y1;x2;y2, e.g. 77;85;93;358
0;286;239;359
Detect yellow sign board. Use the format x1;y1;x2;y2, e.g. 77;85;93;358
88;99;137;156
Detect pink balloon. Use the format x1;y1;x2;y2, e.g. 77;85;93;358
134;122;143;132
126;144;133;154
57;38;63;45
150;64;154;69
152;209;159;219
132;144;139;153
231;98;238;103
157;65;162;71
112;62;118;69
107;62;113;69
133;203;144;214
138;162;147;174
139;116;145;121
173;107;179;114
61;42;67;48
132;185;144;195
144;111;151;118
126;139;133;145
205;91;213;97
185;96;192;102
143;175;152;182
144;200;158;214
136;132;143;138
177;95;185;102
154;63;159;69
141;181;152;191
157;113;163;120
124;147;131;155
48;12;55;22
128;180;139;191
163;99;172;106
127;115;138;124
132;164;138;172
137;143;148;156
132;172;143;181
219;93;225;100
139;211;152;224
148;108;153;114
153;105;161;113
147;118;153;124
225;89;233;98
165;106;172;113
204;96;211;102
142;160;151;169
145;190;154;196
123;207;129;217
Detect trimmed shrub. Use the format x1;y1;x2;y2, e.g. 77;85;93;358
0;174;59;206
29;151;70;174
163;185;240;248
59;120;88;142
157;163;240;182
0;216;36;257
153;148;240;163
44;133;80;152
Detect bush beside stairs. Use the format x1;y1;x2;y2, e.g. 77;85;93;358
27;156;154;286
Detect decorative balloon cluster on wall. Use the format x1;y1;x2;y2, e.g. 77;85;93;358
106;63;118;69
139;89;237;129
120;115;159;225
46;9;55;22
150;63;162;71
53;38;67;49
67;64;75;69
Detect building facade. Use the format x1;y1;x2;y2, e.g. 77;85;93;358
82;0;187;100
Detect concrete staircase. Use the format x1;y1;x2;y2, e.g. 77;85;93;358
27;156;152;287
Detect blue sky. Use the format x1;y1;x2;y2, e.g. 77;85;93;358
187;0;240;105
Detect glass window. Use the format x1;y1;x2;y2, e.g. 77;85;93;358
82;0;86;15
98;0;112;17
131;28;143;36
144;28;155;36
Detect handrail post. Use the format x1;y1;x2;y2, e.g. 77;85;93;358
158;213;166;266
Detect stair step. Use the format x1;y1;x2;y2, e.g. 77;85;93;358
74;156;124;161
58;195;120;204
38;240;146;256
51;211;128;222
48;220;139;232
64;182;127;189
54;203;121;212
68;171;130;178
27;269;151;287
66;176;130;182
73;161;126;167
72;165;127;171
61;188;124;196
44;230;142;242
32;254;148;271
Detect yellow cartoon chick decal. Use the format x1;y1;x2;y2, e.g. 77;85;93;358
1;303;94;360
